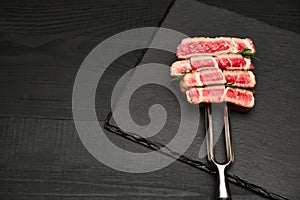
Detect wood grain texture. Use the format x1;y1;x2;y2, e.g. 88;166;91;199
0;117;262;199
0;0;172;38
0;32;151;121
0;118;214;199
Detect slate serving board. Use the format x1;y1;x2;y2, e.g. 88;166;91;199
109;0;300;199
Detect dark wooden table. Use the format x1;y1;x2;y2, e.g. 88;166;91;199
0;0;299;199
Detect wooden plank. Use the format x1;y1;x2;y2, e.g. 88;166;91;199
0;32;156;121
0;0;173;120
0;118;264;199
0;0;173;38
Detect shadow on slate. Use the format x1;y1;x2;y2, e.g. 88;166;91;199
106;0;300;199
196;0;300;34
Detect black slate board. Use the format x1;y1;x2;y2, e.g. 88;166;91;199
109;0;300;199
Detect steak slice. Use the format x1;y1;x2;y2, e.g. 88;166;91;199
170;60;191;76
170;54;253;76
180;68;225;92
177;37;255;59
190;56;218;71
186;86;226;104
223;70;256;88
186;86;255;108
224;88;255;108
215;54;253;70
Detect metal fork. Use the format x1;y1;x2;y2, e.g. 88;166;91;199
205;103;234;200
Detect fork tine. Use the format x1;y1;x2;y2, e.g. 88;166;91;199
224;103;234;163
205;104;214;161
205;103;233;164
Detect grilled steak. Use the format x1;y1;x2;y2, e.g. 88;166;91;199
179;69;255;92
177;37;255;59
186;86;255;108
216;54;253;71
180;68;225;92
224;88;255;108
223;70;256;88
186;86;226;104
172;36;257;109
170;54;253;76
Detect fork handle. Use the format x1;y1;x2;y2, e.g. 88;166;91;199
216;164;231;200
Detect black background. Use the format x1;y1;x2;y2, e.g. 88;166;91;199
0;0;299;199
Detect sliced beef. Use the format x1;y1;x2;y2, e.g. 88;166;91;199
223;70;256;88
177;37;255;59
190;56;218;71
224;88;255;108
186;86;226;104
170;54;252;76
180;68;225;92
215;54;253;70
186;86;255;108
170;60;191;76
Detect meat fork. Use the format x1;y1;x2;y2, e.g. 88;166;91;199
205;103;233;200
